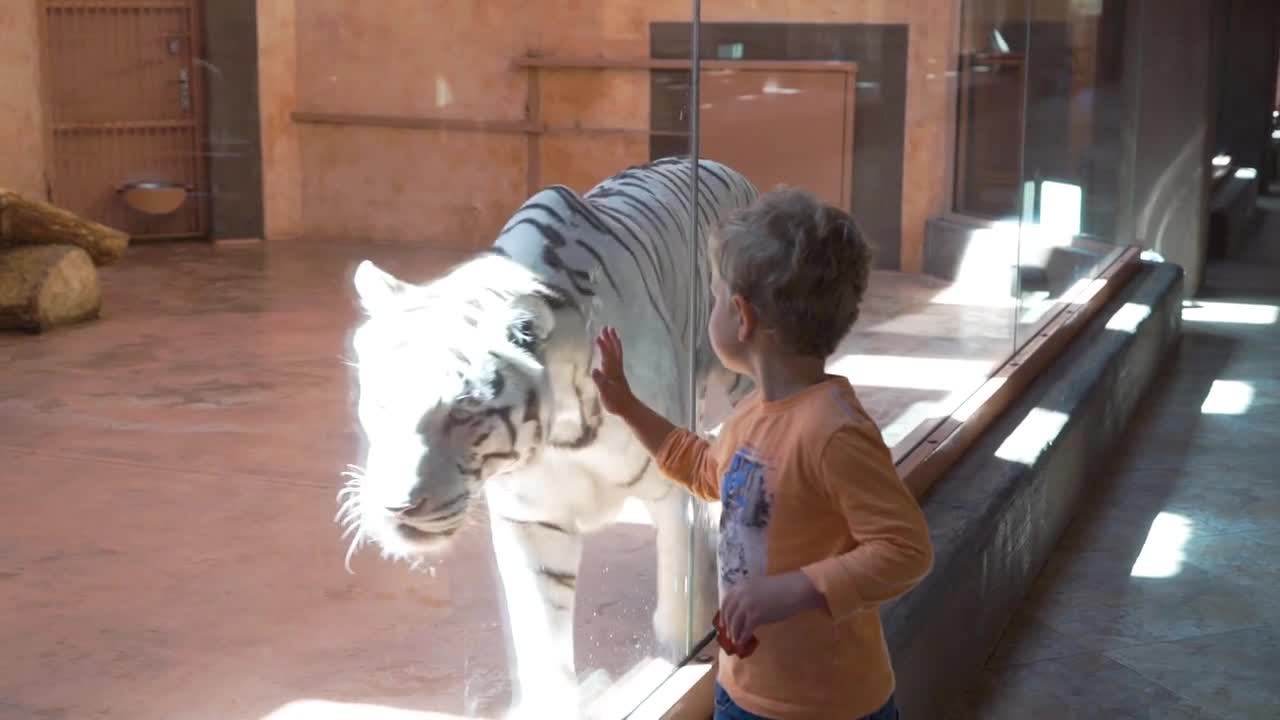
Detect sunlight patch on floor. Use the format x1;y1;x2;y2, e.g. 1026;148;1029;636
1200;380;1255;415
1182;301;1279;325
827;354;993;391
1130;512;1192;579
261;700;480;720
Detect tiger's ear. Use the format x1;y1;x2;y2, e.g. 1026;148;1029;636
353;260;409;313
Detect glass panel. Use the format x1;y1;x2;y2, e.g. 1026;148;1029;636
307;3;709;717
684;3;1025;461
8;2;1153;720
1011;0;1132;344
13;3;707;720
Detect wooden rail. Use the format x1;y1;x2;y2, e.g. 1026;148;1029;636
897;246;1142;500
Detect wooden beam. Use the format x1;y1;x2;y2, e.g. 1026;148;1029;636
291;111;539;135
513;56;858;75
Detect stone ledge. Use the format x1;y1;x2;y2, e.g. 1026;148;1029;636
1209;172;1259;260
881;260;1185;719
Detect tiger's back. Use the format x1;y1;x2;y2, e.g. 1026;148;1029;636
493;157;758;427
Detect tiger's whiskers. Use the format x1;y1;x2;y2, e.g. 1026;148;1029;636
336;465;367;573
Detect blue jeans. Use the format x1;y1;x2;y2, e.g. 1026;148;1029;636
713;683;900;720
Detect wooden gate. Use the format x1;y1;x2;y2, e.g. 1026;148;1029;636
41;0;206;239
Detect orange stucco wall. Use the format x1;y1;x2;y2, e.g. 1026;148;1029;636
1;0;49;200
257;0;303;241
266;0;960;270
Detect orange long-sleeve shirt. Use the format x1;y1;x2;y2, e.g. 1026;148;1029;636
655;375;933;719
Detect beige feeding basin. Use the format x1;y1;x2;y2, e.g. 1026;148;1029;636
118;181;189;215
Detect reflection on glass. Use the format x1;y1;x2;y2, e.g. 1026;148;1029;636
681;5;1022;457
8;2;1142;719
319;4;716;719
328;2;773;716
956;1;1132;345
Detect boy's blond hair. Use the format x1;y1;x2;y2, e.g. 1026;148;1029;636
711;187;872;358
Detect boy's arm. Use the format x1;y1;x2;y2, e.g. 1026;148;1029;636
654;426;720;501
591;326;719;500
614;395;719;501
800;423;934;621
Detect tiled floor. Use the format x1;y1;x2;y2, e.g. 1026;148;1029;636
950;198;1280;719
0;239;1020;719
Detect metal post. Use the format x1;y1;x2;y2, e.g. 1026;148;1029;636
684;0;703;656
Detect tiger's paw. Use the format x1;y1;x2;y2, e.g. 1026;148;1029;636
505;691;586;720
652;600;688;659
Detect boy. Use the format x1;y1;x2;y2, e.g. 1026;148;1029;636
590;188;934;720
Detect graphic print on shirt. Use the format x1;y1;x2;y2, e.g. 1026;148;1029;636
718;447;773;593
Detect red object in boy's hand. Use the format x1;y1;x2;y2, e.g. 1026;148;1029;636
713;611;759;658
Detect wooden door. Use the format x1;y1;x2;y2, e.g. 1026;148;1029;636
954;53;1026;220
41;0;206;239
699;66;856;213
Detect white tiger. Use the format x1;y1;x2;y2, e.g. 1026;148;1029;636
340;157;757;716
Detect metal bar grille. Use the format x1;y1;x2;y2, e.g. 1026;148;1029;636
43;0;206;239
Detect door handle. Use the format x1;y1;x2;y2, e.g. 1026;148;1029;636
178;67;191;113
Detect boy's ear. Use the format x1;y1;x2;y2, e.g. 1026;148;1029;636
732;294;757;342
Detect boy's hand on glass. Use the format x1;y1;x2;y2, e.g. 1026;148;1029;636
720;571;827;649
591;325;637;416
588;326;679;459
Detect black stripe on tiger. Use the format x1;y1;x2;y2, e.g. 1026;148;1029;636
547;186;614;236
487;404;518;446
644;170;697;234
519;201;642;305
623;457;652;487
479;450;519;467
537;566;577;591
499;516;574;535
542;245;596;297
594;185;670;236
698;162;735;197
522;388;543;444
626;169;687;280
622;181;686;285
509;216;608;297
728;373;746;396
517;201;568;226
486;365;506;398
583;202;679;341
616;178;682;235
583;194;668;287
534;282;578;313
573;237;677;346
549;371;601;450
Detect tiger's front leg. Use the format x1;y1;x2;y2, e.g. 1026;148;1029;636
486;494;585;718
646;488;719;660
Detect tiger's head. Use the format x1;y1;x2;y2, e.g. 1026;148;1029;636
340;254;597;567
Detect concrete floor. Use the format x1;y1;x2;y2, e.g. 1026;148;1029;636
951;198;1280;718
0;239;1024;719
